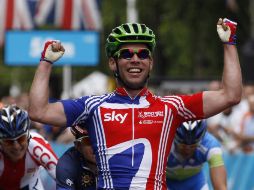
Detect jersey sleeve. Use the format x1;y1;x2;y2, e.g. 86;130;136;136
60;96;89;127
204;133;225;168
179;92;204;120
56;148;77;190
162;92;204;121
28;132;58;179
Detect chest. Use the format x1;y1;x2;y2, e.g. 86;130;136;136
0;152;39;189
97;101;178;148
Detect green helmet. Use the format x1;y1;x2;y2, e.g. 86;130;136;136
106;23;156;58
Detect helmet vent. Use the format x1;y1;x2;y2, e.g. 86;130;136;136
141;24;146;33
123;24;131;33
132;23;138;33
119;36;153;41
113;28;122;35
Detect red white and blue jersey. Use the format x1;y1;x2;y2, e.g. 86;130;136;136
0;131;58;190
61;87;204;190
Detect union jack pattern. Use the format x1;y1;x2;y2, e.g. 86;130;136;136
0;0;101;46
61;87;204;189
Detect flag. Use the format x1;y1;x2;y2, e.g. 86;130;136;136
35;0;101;30
0;0;102;47
0;0;34;46
34;0;56;26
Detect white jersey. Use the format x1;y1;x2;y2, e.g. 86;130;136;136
0;131;58;190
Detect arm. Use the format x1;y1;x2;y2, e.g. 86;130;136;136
28;41;67;127
210;165;227;190
28;132;58;179
203;18;242;118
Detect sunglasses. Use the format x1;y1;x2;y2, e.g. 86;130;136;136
75;136;90;145
113;48;151;60
176;143;198;150
0;133;28;146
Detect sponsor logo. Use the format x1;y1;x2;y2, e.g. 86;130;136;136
66;179;74;186
104;111;128;123
139;120;163;125
138;111;164;119
81;171;96;187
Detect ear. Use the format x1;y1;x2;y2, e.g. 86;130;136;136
108;57;117;72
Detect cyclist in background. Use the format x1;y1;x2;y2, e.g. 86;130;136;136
0;105;58;190
56;124;97;190
166;120;227;190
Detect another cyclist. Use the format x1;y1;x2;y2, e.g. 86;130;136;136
0;105;58;190
28;18;241;189
56;124;97;190
166;120;227;190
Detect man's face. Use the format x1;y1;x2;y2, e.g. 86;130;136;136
76;137;96;164
0;133;29;162
176;143;198;159
109;43;153;90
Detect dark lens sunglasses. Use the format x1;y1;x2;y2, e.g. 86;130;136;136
0;133;28;146
113;48;151;60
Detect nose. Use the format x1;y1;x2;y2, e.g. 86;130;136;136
131;53;140;62
11;141;22;150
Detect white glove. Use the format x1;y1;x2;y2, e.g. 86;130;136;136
40;40;65;64
217;18;237;45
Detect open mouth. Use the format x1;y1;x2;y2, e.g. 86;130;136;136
128;68;142;73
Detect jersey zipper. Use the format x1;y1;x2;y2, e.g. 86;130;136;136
131;104;135;167
123;88;144;167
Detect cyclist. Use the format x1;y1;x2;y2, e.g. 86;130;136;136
56;124;97;190
28;18;242;189
166;120;227;190
0;105;58;190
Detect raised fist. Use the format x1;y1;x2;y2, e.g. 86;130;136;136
217;18;237;45
40;40;65;64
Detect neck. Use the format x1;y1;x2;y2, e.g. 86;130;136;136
124;88;144;99
116;84;147;99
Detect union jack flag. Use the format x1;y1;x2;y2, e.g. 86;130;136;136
0;0;102;46
0;0;34;46
35;0;101;30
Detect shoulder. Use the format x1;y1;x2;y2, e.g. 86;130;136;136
28;131;58;165
57;147;79;166
201;133;223;161
160;93;204;119
62;93;114;105
202;132;221;147
56;147;81;182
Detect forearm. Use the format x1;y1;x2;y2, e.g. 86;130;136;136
221;44;242;105
29;61;52;121
203;19;242;118
210;166;227;190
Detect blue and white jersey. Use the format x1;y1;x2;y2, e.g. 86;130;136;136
166;132;224;190
56;147;96;190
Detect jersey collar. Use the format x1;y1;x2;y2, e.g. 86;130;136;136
115;87;151;98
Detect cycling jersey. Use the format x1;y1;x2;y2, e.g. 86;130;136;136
0;131;58;190
56;146;97;190
61;87;204;190
166;132;224;190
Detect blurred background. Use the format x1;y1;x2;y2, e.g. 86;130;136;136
0;0;254;189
